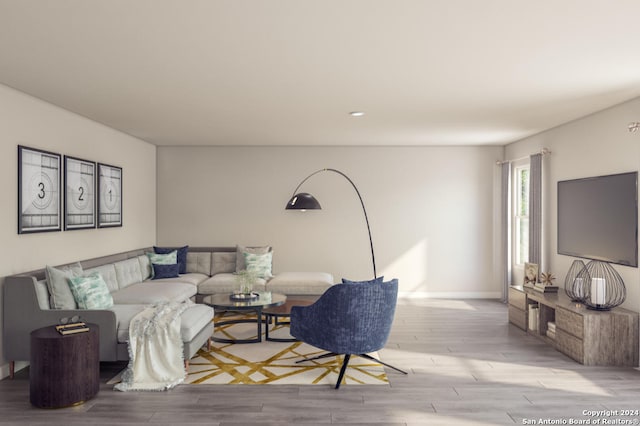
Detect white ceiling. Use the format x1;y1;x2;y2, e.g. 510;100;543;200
1;1;640;147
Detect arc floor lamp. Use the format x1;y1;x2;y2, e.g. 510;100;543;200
285;168;377;280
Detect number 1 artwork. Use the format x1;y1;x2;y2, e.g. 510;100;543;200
98;163;122;228
18;145;62;233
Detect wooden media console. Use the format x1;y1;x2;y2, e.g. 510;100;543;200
508;285;639;367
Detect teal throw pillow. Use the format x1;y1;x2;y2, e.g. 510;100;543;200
154;245;188;274
68;272;114;309
236;245;272;272
244;251;273;279
146;251;177;278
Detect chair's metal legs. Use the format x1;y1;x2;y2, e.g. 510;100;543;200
358;353;408;375
335;354;351;389
295;352;337;364
297;352;408;388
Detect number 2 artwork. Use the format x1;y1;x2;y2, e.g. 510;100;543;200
64;156;96;230
18;146;62;234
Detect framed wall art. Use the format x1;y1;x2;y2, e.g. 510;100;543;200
18;145;62;234
98;163;122;228
64;156;96;230
524;262;539;287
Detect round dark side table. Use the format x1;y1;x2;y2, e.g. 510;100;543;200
30;323;100;408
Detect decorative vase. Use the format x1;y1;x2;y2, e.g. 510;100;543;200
233;270;258;295
576;260;626;311
564;259;587;302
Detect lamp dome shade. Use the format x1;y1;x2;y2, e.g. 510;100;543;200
285;193;322;210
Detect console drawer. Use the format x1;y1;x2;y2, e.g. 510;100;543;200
556;306;584;339
556;329;584;363
508;305;527;331
508;287;527;310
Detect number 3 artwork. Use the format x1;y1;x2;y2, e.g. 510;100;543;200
18;146;61;233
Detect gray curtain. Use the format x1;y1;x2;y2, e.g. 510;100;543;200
500;162;511;303
528;153;542;267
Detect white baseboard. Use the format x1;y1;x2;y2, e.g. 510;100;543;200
398;291;501;299
0;361;28;380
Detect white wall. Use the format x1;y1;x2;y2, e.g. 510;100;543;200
505;97;640;313
0;84;157;375
157;145;502;298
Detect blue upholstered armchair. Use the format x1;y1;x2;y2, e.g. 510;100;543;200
290;278;407;388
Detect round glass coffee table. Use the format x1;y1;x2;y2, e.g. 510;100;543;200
203;292;286;343
263;298;318;342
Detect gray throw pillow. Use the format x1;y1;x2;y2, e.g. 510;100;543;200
45;262;84;310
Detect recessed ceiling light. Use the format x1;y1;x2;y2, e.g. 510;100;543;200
349;111;365;117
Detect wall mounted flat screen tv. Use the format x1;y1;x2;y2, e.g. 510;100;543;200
557;171;638;267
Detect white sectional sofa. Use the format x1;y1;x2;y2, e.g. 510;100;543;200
3;246;334;378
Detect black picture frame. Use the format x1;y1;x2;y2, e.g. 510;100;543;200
64;156;96;230
18;145;62;234
97;163;122;228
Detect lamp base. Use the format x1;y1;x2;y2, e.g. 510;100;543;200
585;305;611;311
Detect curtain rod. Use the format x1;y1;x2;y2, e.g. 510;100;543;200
495;148;551;165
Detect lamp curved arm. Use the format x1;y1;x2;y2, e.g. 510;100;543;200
288;168;377;279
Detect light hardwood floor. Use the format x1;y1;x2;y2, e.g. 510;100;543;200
1;298;639;425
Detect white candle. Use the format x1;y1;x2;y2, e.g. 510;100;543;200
591;278;606;305
574;278;584;299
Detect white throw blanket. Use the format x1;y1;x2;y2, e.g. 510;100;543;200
115;300;193;392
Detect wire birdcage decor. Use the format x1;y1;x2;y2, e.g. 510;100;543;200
564;259;587;301
576;260;626;311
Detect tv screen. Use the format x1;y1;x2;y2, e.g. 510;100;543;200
557;171;638;267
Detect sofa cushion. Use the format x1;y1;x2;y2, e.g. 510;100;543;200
212;252;236;275
45;262;83;309
173;273;209;286
111;282;196;305
110;303;213;344
110;304;148;343
198;273;267;295
154;245;189;274
114;258;143;289
186;252;212;276
68;272;114;309
236;245;271;272
180;304;214;342
266;272;334;295
137;254;152;280
84;264;119;293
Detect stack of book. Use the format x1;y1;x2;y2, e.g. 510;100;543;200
528;304;539;331
546;321;556;340
533;283;559;293
55;322;89;335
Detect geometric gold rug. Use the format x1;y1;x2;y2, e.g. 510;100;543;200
184;314;389;386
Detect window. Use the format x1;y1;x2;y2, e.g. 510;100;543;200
513;164;530;266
